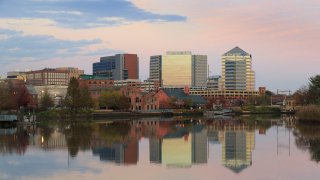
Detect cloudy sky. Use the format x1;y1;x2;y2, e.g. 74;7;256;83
0;0;319;91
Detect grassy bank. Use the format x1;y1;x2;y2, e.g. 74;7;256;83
296;105;320;123
36;109;93;121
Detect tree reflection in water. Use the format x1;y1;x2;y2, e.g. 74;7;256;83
64;122;93;158
294;123;320;163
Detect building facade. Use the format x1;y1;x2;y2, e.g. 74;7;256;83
189;88;259;99
207;75;223;90
78;74;115;100
7;71;27;82
149;55;162;85
93;54;139;80
114;79;160;92
192;55;207;87
26;67;84;86
221;47;255;91
120;86;159;111
149;51;207;88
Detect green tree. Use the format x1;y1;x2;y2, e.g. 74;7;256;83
118;95;130;110
65;77;81;111
247;95;270;106
99;89;130;110
308;75;320;104
79;86;94;110
40;90;54;110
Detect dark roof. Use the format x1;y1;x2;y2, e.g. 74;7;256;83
223;47;250;56
162;88;207;105
79;74;112;80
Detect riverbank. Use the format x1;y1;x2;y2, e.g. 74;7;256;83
2;105;296;122
296;105;320;123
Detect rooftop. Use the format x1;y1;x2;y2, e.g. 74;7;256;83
162;88;207;105
79;74;113;80
223;47;250;56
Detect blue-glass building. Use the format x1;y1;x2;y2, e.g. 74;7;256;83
93;54;139;80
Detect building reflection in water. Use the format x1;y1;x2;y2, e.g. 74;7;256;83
222;129;255;173
147;119;208;168
92;141;138;165
0;118;261;172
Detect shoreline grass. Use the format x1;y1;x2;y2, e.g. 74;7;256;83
296;105;320;123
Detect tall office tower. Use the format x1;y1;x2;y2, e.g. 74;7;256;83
149;51;207;88
149;55;162;85
221;47;255;91
192;55;208;87
93;54;139;80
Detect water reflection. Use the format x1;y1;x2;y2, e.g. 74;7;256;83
1;116;320;179
294;123;320;163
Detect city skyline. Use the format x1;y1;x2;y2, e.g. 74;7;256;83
0;0;319;91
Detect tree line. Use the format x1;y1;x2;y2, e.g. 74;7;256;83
293;75;320;105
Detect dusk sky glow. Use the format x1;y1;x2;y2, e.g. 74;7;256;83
0;0;319;91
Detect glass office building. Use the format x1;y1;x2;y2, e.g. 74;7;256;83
93;54;139;80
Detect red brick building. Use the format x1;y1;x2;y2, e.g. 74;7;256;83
120;86;159;111
78;75;114;100
123;54;139;79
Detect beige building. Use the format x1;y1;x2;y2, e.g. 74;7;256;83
221;47;255;91
56;67;84;81
150;51;207;88
26;67;84;86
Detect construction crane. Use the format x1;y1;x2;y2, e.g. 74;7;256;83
277;89;291;96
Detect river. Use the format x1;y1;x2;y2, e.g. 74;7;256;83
0;115;319;180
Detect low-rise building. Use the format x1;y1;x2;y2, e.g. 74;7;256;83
78;74;114;100
120;86;159;111
157;88;207;109
189;88;259;99
114;79;160;92
207;75;223;90
7;71;27;82
26;67;84;86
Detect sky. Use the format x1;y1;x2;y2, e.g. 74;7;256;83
0;0;319;92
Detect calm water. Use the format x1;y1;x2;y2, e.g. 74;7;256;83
1;116;320;180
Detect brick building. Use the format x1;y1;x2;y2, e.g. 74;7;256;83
78;74;114;100
120;86;159;111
